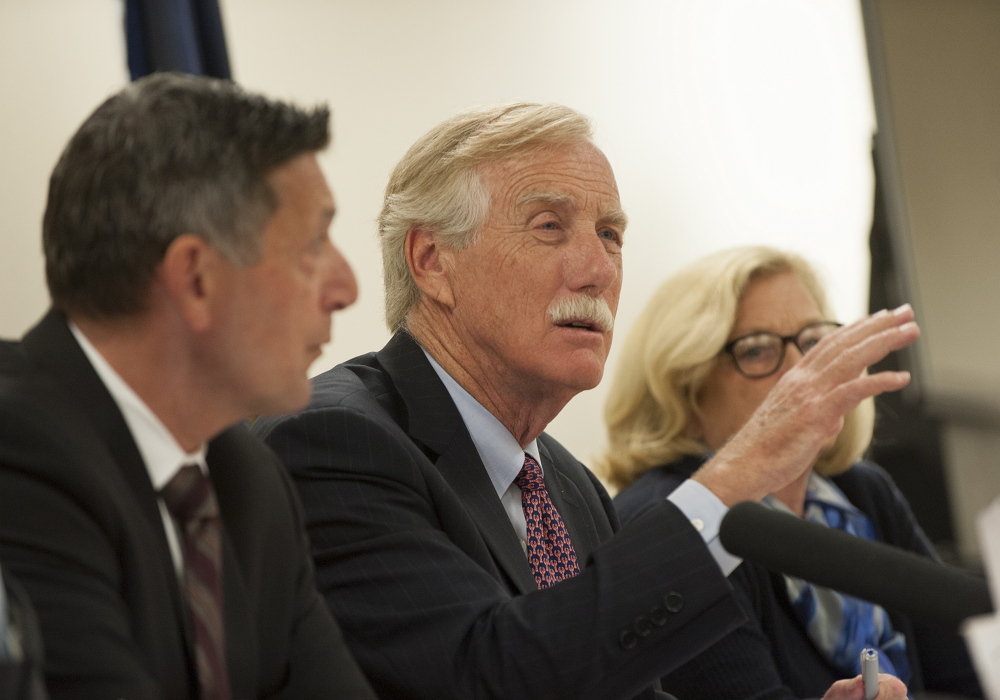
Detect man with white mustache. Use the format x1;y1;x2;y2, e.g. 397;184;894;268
255;103;917;700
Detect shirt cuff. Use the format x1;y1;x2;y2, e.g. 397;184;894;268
667;479;743;577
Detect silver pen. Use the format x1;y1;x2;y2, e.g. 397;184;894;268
861;648;879;700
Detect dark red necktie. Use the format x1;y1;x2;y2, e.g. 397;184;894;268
161;465;231;700
515;454;581;588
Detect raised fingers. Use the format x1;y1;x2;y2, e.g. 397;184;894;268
830;304;915;351
824;370;912;419
799;305;919;386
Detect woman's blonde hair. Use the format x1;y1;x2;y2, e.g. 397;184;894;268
601;246;874;490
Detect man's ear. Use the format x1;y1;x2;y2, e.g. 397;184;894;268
405;227;456;309
157;234;227;332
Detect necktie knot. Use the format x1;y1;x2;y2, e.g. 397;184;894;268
161;464;218;525
514;455;545;492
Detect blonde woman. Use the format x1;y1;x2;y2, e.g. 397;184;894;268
604;247;980;699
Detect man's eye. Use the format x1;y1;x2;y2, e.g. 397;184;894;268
598;228;620;243
539;221;560;230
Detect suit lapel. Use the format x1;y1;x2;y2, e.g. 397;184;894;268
21;310;194;652
206;438;258;699
433;444;538;594
378;332;537;594
22;312;165;531
537;441;603;566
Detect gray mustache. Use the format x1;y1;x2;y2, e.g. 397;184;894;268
548;296;615;333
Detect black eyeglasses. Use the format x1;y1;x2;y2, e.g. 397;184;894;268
722;321;842;378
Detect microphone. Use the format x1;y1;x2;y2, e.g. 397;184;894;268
719;501;993;633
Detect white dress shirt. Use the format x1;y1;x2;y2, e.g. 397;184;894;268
70;323;207;576
423;350;741;575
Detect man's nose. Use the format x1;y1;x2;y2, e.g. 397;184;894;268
567;228;619;294
321;244;358;313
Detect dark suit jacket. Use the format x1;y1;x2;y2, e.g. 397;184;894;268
615;456;983;699
254;331;745;700
0;311;376;700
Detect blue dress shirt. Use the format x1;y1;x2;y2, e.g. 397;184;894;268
423;350;739;575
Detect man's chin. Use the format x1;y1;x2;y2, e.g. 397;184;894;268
252;382;312;419
556;359;605;394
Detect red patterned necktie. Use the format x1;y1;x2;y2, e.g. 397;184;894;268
161;465;232;700
515;454;581;588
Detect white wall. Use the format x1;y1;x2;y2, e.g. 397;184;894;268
0;0;128;338
0;0;876;474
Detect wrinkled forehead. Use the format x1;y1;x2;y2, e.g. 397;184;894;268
478;142;625;222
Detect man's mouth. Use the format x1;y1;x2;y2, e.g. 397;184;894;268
556;318;602;332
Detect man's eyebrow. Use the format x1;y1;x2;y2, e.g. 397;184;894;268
516;191;576;209
515;191;627;230
601;208;628;231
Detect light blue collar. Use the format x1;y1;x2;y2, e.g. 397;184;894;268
422;349;540;498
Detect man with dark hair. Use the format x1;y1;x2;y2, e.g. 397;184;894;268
256;103;915;700
0;73;376;699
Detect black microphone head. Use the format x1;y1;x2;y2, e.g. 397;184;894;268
720;501;992;633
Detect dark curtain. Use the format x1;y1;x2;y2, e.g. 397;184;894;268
125;0;231;80
867;138;957;558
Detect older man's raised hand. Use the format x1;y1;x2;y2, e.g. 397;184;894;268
693;303;919;507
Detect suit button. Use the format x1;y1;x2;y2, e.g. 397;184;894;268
664;592;683;613
649;606;668;626
619;629;638;650
634;616;652;637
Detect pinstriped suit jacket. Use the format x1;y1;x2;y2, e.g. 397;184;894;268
0;311;375;699
255;332;746;700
